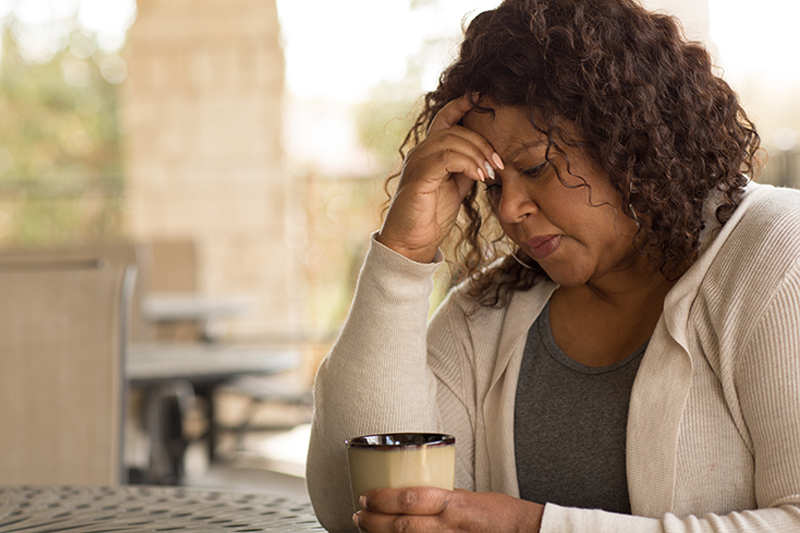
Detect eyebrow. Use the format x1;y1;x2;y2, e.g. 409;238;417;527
506;140;547;162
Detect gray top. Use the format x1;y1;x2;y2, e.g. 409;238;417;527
514;302;646;514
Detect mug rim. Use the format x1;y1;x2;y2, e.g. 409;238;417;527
345;432;455;449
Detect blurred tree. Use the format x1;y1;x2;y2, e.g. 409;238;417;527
0;16;126;246
352;0;460;176
354;81;420;174
351;1;478;309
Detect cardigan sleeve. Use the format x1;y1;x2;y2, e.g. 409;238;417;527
735;260;800;517
426;292;481;491
306;234;443;533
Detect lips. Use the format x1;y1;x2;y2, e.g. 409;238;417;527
524;235;561;261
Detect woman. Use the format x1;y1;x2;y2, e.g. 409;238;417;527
306;0;800;531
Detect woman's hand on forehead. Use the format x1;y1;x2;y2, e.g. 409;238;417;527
376;95;504;263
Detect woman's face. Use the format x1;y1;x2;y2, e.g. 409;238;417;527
462;103;641;288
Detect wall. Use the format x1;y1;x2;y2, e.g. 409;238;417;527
121;0;304;337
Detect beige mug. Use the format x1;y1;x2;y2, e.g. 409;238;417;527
345;433;456;511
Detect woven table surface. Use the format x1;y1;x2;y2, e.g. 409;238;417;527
0;485;325;532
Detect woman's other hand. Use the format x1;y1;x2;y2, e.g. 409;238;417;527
376;95;504;263
353;487;543;533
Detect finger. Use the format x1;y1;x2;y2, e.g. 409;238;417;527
407;149;485;184
355;510;444;533
415;126;494;161
426;107;504;173
428;94;476;135
409;133;496;183
407;126;502;181
426;96;505;171
362;487;451;516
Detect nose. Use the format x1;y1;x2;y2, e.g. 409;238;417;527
496;175;538;224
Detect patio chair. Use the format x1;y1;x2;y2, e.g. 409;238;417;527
0;243;138;485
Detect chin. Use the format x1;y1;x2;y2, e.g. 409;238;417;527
551;278;588;288
541;266;590;288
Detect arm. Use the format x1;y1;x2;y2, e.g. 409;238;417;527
306;236;442;532
307;95;503;532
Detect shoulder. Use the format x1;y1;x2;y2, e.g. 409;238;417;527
716;183;800;273
433;271;556;323
428;279;507;336
427;276;555;397
737;182;800;230
428;275;555;355
698;184;800;325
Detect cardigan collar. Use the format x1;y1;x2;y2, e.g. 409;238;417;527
627;181;769;516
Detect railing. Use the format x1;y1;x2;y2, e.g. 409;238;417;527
762;149;800;188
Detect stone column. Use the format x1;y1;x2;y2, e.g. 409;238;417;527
121;0;303;337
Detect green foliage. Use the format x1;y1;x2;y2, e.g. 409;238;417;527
354;91;420;172
0;24;125;246
353;58;428;174
352;20;456;176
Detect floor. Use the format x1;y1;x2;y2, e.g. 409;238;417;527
182;424;312;501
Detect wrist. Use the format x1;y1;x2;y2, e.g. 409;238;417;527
513;500;544;533
375;231;439;264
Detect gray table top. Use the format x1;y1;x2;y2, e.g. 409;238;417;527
127;343;300;384
142;293;257;322
0;485;325;532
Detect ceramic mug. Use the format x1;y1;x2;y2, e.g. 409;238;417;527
345;432;456;511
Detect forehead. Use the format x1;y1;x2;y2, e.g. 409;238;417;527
462;103;547;159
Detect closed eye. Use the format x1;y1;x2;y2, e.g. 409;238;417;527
522;162;547;178
485;161;547;206
485;181;501;193
484;180;501;205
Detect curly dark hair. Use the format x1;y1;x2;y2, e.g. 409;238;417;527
391;0;761;307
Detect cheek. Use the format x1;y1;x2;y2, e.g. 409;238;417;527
498;220;517;243
580;212;632;254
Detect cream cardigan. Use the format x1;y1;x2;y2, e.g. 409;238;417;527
307;183;800;532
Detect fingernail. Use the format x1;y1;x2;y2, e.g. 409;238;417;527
359;495;367;509
352;512;360;527
492;153;504;170
483;161;495;181
477;165;486;182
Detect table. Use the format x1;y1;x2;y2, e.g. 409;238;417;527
142;293;257;322
126;343;302;484
0;485;324;532
142;293;258;341
127;343;300;385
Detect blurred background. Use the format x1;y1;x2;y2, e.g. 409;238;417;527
0;0;797;498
